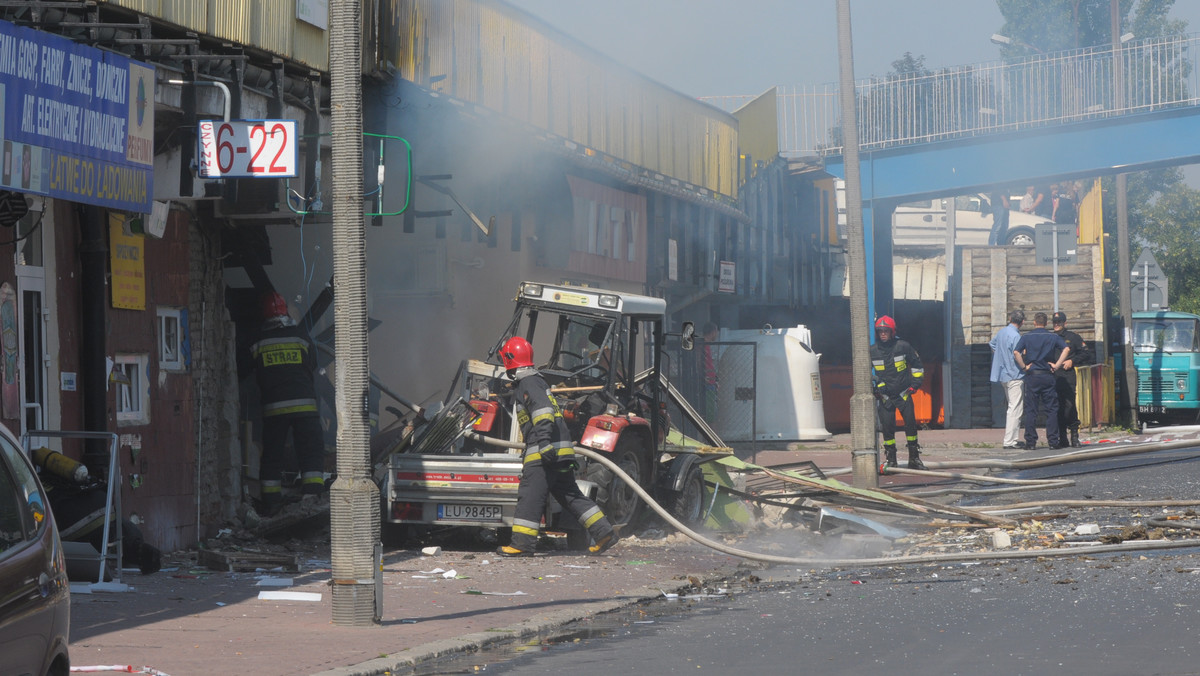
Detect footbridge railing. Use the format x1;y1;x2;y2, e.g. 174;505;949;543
702;33;1200;156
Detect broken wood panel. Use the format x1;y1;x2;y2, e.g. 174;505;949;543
197;548;300;573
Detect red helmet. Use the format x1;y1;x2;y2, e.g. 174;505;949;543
262;292;289;320
874;315;896;332
500;336;534;371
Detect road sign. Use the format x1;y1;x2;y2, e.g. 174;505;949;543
1132;248;1168;312
1034;223;1077;265
197;119;298;178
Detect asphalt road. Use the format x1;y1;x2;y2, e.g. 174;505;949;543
423;445;1200;676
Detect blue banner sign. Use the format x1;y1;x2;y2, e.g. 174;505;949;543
0;19;155;213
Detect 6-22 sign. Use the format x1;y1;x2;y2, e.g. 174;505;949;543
197;119;298;178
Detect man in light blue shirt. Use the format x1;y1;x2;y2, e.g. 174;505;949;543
989;309;1026;449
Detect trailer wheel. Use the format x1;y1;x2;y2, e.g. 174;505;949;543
586;436;650;527
668;462;707;529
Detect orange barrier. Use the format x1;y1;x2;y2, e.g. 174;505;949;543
820;363;944;433
1075;362;1114;429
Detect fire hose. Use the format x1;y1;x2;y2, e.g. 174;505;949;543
569;446;1200;568
463;431;1200;566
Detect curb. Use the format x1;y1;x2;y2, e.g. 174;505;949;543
312;564;745;676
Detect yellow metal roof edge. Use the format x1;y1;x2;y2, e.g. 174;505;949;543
492;0;737;124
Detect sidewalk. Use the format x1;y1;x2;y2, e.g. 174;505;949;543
67;424;1165;676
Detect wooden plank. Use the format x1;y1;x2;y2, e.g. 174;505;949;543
197;548;300;573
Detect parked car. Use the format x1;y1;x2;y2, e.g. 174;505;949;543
892;193;1048;247
0;424;70;676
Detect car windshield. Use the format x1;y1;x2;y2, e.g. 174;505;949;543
1133;318;1200;352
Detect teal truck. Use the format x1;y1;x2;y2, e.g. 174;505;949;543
1132;310;1200;425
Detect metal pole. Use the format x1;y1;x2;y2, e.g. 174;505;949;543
1142;259;1149;312
1112;0;1138;429
1052;227;1060;312
329;0;381;625
943;196;955;425
836;0;877;488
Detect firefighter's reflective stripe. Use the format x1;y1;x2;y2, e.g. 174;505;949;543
523;449;542;464
512;518;540;537
892;354;909;372
252;337;310;365
529;405;555;427
872;359;885;372
301;472;324;486
263;397;318;416
262;480;282;494
579;505;605;528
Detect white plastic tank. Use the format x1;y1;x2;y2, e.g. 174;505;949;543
713;325;831;442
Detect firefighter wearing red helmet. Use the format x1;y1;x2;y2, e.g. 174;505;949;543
870;315;927;471
496;336;618;556
250;291;325;515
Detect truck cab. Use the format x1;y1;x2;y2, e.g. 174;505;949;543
1132;310;1200;425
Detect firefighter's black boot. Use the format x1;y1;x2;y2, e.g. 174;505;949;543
1070;429;1081;448
880;446;898;473
907;443;927;471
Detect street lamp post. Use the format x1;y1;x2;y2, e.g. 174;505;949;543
1112;0;1139;430
836;0;878;488
990;33;1044;55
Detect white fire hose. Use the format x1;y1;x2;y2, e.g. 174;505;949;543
571;445;1200;568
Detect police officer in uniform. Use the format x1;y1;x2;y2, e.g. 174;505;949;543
495;336;618;557
870;315;927;470
1051;311;1093;448
251;292;325;515
1013;312;1070;449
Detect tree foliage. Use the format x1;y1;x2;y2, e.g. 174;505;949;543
998;0;1200;313
995;0;1184;53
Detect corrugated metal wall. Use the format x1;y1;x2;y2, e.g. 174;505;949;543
381;0;738;198
101;0;328;70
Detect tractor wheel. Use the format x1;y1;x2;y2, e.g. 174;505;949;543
585;436;651;527
667;462;707;530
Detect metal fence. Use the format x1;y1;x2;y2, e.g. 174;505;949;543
665;340;758;453
701;33;1200;155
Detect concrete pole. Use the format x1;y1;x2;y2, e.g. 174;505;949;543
1112;0;1138;430
835;0;877;487
329;0;381;625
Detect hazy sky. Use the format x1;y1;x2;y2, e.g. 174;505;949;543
504;0;1200;99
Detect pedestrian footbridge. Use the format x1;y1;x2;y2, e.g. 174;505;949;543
707;34;1200;315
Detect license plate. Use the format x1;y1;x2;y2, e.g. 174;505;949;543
437;503;502;521
1139;405;1165;415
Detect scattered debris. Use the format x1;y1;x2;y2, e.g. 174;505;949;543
197;549;299;573
255;577;293;587
258;591;322;602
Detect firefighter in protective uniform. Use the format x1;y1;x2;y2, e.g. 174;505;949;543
870;315;927;470
250;292;325;515
496;336;618;557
